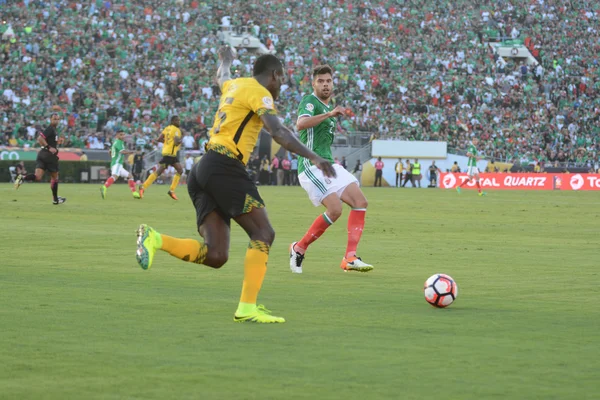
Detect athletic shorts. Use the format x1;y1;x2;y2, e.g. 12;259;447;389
36;150;59;173
159;155;179;167
187;150;264;227
467;166;480;177
111;164;130;179
299;164;358;207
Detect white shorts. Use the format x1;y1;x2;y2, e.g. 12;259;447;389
299;164;358;206
467;166;480;177
111;164;131;179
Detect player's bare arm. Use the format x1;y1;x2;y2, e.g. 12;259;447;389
261;114;336;178
216;46;234;89
157;134;165;143
296;106;346;131
38;134;57;154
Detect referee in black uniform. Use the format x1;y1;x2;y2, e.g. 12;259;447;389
14;113;66;204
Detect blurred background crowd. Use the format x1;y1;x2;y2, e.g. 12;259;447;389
1;0;600;167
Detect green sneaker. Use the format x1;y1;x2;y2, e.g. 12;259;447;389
456;186;461;193
478;191;487;197
100;185;107;199
136;224;162;270
233;305;286;323
132;191;141;199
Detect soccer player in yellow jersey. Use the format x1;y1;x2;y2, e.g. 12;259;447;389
134;46;335;323
138;115;184;200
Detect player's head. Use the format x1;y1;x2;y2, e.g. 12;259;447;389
171;115;180;127
472;137;479;145
50;113;60;126
253;54;285;100
311;65;333;101
116;130;125;140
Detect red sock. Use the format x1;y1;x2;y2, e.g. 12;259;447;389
104;176;115;188
476;180;481;193
128;179;136;192
346;209;366;258
296;213;333;253
459;179;470;188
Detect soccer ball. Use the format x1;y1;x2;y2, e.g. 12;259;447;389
424;274;458;308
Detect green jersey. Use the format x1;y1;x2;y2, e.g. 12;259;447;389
110;139;125;167
467;143;477;167
297;94;335;174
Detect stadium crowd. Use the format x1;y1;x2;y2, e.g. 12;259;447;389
1;0;600;167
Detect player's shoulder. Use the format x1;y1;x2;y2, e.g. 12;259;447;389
300;93;318;104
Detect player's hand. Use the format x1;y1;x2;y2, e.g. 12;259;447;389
49;147;58;155
311;156;336;178
218;46;236;63
329;106;346;117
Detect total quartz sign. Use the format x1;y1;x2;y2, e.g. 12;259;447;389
439;173;600;191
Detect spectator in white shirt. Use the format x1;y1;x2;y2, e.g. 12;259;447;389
181;132;195;149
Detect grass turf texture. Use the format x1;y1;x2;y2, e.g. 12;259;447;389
1;183;598;400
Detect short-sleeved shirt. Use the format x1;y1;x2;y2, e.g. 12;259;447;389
41;125;58;149
111;139;125;167
161;125;182;156
208;78;277;165
297;93;335;174
467;144;478;167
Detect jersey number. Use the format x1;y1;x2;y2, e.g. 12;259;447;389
214;111;227;134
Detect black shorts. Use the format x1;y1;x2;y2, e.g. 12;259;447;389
188;150;264;227
159;156;179;167
36;150;59;173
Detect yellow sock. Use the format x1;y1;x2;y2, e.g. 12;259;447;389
239;240;269;305
160;234;207;264
143;172;158;190
169;173;181;192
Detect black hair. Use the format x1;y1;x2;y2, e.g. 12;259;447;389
312;64;333;79
253;54;283;76
171;115;179;122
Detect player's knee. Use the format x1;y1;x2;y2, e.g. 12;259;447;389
208;250;229;269
252;226;275;246
355;198;368;209
327;206;343;222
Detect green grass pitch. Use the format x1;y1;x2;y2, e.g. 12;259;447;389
1;183;598;399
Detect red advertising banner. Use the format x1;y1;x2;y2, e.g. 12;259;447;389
439;173;600;191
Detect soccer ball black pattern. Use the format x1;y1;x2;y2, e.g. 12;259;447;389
424;274;458;308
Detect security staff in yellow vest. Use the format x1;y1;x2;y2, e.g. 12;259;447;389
395;158;403;187
411;159;422;188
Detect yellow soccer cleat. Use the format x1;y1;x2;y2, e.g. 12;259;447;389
135;224;162;270
233;305;286;323
132;191;141;199
14;174;24;190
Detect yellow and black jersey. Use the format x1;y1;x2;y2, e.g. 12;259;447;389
208;77;277;165
161;125;182;156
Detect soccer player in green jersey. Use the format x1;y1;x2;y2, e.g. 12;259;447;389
289;65;373;273
456;137;485;196
100;131;139;199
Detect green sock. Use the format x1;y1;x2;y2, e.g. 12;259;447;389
236;302;257;316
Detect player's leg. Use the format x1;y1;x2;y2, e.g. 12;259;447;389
168;162;184;200
233;207;284;323
140;165;165;196
20;150;48;186
17;167;44;188
457;168;472;192
49;171;65;204
340;183;373;272
136;211;229;269
296;192;340;255
474;171;484;195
